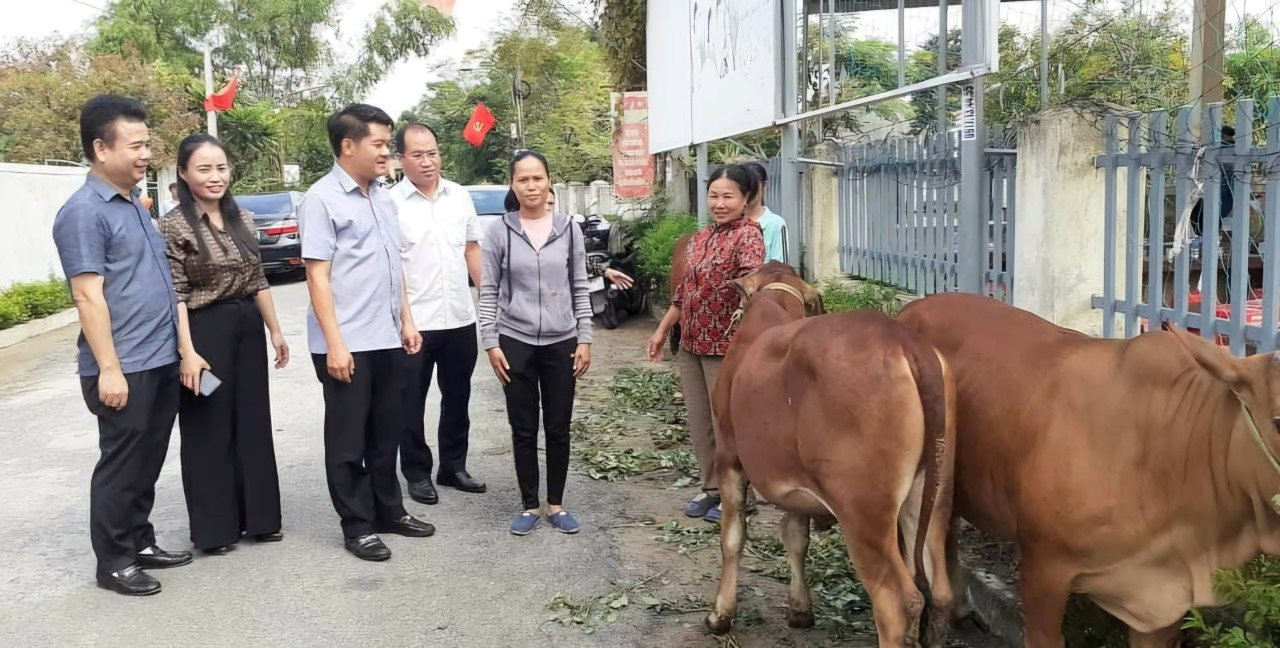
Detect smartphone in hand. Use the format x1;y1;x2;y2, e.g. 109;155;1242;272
199;370;222;397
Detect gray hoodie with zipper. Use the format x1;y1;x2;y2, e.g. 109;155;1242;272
478;211;594;351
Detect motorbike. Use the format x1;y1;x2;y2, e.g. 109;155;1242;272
576;213;647;330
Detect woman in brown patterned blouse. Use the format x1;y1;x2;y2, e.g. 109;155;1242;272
647;165;765;523
160;134;289;555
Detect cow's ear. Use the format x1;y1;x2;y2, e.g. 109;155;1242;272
731;275;757;301
798;282;825;316
1164;321;1244;387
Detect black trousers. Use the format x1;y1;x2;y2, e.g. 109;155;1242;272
312;349;408;537
80;362;180;574
179;297;281;550
500;335;576;511
400;323;478;482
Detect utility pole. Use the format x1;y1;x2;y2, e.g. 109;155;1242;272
1040;0;1049;110
511;68;527;147
203;39;217;138
957;0;994;294
1188;0;1226;135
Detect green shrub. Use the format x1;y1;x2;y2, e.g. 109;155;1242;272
631;213;699;284
0;295;24;329
0;278;73;330
1184;556;1280;646
819;281;900;315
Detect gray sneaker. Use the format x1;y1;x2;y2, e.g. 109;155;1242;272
683;492;720;518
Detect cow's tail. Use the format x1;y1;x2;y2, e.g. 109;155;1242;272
904;336;952;641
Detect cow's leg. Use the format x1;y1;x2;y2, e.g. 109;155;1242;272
842;521;925;647
919;492;954;646
780;511;815;628
1129;624;1182;648
1019;558;1073;648
946;520;983;628
705;461;748;635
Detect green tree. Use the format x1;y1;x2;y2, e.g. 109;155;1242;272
598;0;647;89
1225;18;1280;107
406;77;515;185
219;101;284;192
91;0;453;102
406;21;612;184
0;38;200;165
278;98;334;187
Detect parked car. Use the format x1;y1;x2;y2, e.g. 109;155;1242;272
466;185;509;243
237;191;304;278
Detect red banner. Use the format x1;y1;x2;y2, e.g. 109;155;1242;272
611;92;653;199
463;102;496;147
419;0;454;16
203;74;239;112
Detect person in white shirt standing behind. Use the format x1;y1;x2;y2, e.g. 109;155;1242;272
391;122;487;505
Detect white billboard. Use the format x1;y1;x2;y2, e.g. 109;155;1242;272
647;0;779;153
646;0;694;153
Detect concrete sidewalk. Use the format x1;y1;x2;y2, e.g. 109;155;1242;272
0;280;653;646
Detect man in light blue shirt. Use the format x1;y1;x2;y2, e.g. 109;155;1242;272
744;161;789;264
52;94;189;596
299;104;434;562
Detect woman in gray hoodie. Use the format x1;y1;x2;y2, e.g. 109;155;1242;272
478;151;593;536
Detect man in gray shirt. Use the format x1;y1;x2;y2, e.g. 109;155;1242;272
299;104;434;561
52;95;192;596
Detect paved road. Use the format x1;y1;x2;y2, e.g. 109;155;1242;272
0;280;653;646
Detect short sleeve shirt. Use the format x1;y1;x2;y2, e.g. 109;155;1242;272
390;178;482;331
298;165;405;354
52;174;179;376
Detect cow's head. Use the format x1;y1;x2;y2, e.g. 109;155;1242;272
730;261;825;317
1164;322;1280;507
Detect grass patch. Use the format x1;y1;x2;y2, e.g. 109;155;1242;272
578;447;698;482
1183;556;1280;646
572;367;693;482
653;520;720;552
609;367;681;415
746;525;873;634
0;278;72;330
547;575;668;634
819;281;900;315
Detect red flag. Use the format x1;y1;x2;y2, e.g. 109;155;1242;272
463;102;496;147
203;74;239;112
420;0;454;16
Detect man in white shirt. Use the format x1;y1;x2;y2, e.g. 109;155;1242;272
391;123;486;504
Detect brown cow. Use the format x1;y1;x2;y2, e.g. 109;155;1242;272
897;292;1280;646
706;263;956;646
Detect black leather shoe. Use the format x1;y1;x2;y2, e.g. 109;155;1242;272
407;480;439;505
344;534;391;561
201;544;235;556
135;545;193;569
376;514;436;538
253;531;284;542
97;565;161;596
437;470;487;493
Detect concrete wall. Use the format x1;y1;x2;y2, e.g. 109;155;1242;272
1012;108;1128;335
553;181;649;220
0;163;89;288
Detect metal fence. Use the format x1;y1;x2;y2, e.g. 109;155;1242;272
837;129;1016;302
1092;97;1280;355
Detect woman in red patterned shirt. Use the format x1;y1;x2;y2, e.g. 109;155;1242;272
647;165;765;523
